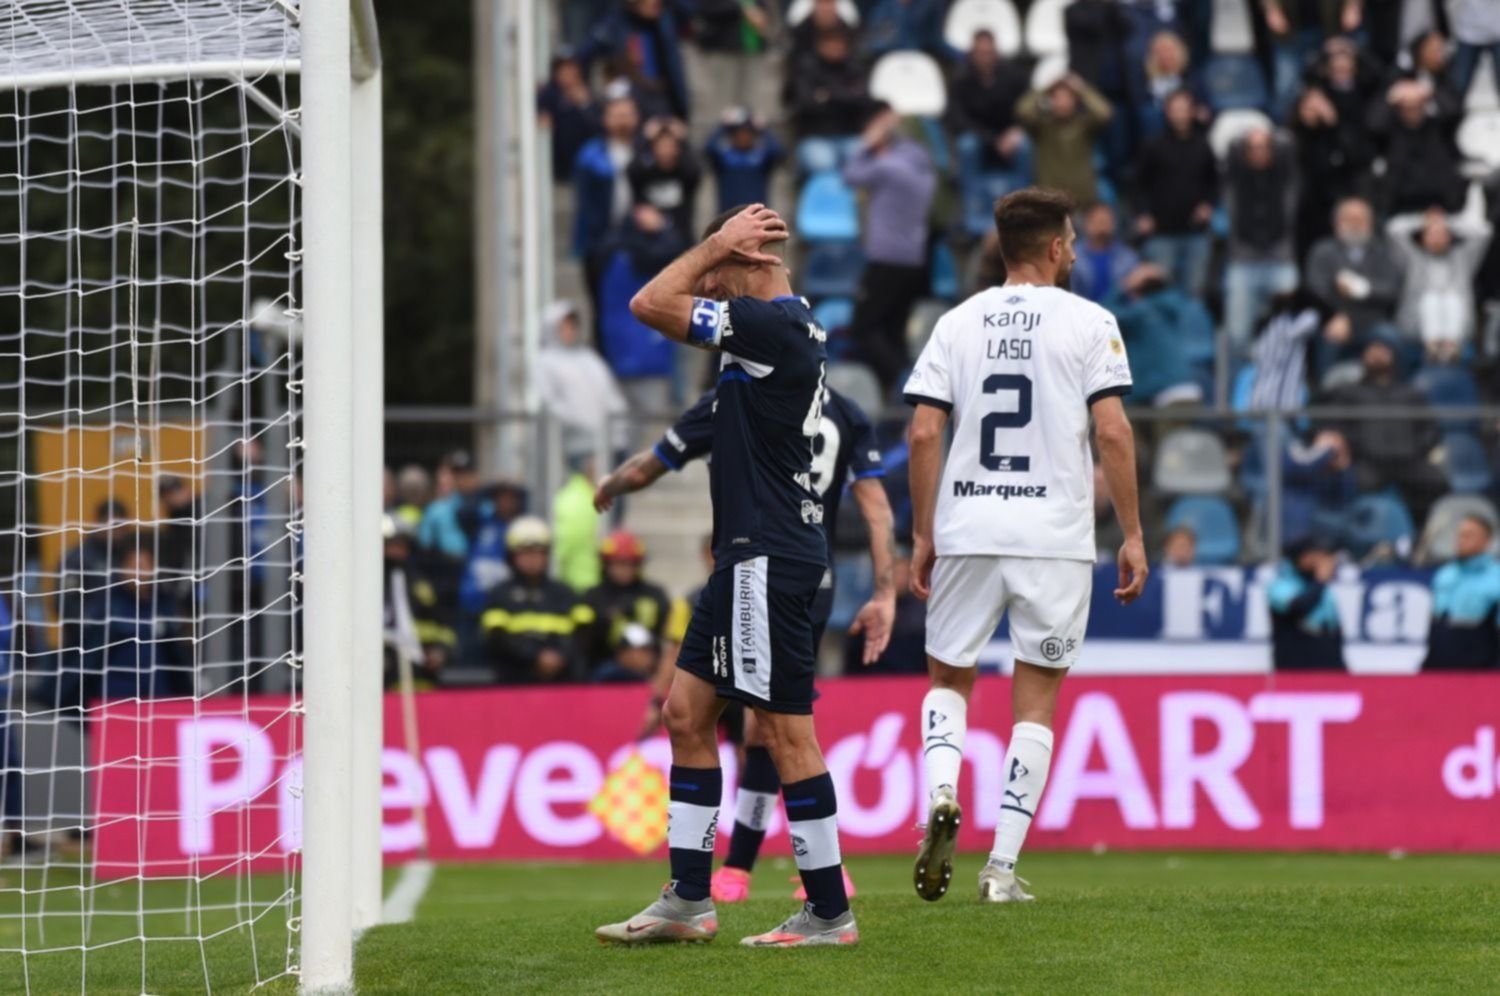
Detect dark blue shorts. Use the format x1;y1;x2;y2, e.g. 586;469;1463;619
677;556;825;715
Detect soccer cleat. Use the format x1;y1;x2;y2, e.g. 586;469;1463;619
790;865;857;901
913;788;961;901
741;904;859;947
711;866;753;903
977;861;1034;903
594;884;718;944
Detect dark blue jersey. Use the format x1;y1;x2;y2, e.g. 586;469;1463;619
654;385;884;556
683;294;829;570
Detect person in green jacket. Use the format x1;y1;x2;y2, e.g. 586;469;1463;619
1014;71;1113;207
551;452;602;593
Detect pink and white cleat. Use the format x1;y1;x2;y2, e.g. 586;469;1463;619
595;884;718;945
711;866;753;903
791;866;857;901
741;904;858;947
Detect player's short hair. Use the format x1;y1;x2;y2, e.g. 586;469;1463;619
993;188;1075;267
701;204;787;261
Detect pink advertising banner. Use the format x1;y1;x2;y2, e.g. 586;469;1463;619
92;676;1500;877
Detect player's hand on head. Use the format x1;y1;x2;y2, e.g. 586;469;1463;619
713;203;787;265
851;594;895;665
1114;536;1149;604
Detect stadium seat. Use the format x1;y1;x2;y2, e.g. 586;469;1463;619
1166;495;1241;564
786;0;860;27
870;51;948;117
906;298;950;357
1417;494;1500;565
1465;53;1499;113
1341;491;1415;561
1457;110;1500;169
813;296;854;334
1202;55;1268;113
797;170;860;241
930;241;960;300
1230;364;1257;411
1209;0;1255;54
1413;364;1481;432
944;0;1023;56
1031;53;1069;92
1207;108;1273;159
827;360;884;415
801;240;865;298
1023;0;1069;57
796;137;842;175
1437;432;1493;494
1153;428;1232;495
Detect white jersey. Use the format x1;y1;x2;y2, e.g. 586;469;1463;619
903;283;1132;561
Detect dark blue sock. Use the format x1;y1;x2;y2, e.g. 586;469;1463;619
724;747;780;871
783;772;849;919
667;765;721;902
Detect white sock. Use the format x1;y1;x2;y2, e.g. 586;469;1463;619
921;687;967;800
990;722;1054;869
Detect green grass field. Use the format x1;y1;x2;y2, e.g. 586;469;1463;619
4;852;1498;993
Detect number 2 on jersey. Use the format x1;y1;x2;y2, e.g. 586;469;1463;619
979;373;1032;472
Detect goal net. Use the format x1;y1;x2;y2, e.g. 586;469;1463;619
1;2;306;990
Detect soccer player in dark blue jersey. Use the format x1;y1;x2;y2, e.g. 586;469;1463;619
595;205;862;948
595;384;896;902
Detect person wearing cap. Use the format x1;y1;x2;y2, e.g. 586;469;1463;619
1268;537;1346;670
1422;515;1500;670
704;107;784;215
383;513;456;688
583;530;673;677
481;516;595;683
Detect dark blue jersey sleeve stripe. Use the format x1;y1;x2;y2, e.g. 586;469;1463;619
1086;384;1132;407
903;392;952;413
652;442;683;472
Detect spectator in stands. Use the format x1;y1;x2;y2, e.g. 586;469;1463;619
1258;0;1363;120
1269;536;1346;670
55;498;134;677
583;530;671;676
155;477;197;604
1387;208;1493;363
1065;0;1134;173
685;0;769;132
573;88;641;325
538;299;629;458
1449;0;1500;100
1071;202;1139;303
593;624;661;683
1104;262;1207;406
419;450;481;560
1327;336;1445;521
864;0;951;60
946;30;1031;175
72;543;190;703
1396;30;1460;106
553;448;603;594
1016;71;1114;206
1136;31;1204;141
579;0;689;120
1224;128;1300;351
1247;289;1330;411
1280;429;1357;541
1371;77;1465;217
1305;196;1405;359
843;103;937;391
382;513;455;689
1423;514;1500;670
392;464;431;533
704;107;784;214
482;516;594;683
1132;88;1218;300
788;26;872;138
628;117;700;244
538;50;598;184
458;480;527;628
1161;526;1198;567
785;0;861;103
597;203;685;412
1291;61;1378;254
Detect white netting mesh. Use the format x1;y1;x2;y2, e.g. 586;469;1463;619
0;2;303;991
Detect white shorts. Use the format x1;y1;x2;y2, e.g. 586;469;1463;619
925;555;1093;669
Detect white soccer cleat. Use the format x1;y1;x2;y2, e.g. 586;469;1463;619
741;904;859;947
595;884;718;944
977;861;1035;903
913;788;962;901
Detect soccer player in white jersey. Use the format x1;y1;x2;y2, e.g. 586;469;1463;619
901;188;1148;904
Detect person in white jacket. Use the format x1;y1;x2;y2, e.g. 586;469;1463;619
536;299;631;453
1386;208;1493;363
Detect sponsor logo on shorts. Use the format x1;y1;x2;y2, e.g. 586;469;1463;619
712;637;729;678
1041;637;1064;662
736;572;758;674
953;481;1048;499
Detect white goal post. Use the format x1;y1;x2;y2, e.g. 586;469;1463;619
0;1;383;992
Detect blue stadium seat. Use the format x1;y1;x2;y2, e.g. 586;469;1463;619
1413;364;1480;432
801;241;865;298
1165;495;1241;564
1202;54;1268;112
797;170;860;241
813;297;854;333
930;241;959;300
1231;364;1257;411
1341;491;1415;561
1438;432;1493;494
1153;428;1232;495
796;136;861;175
